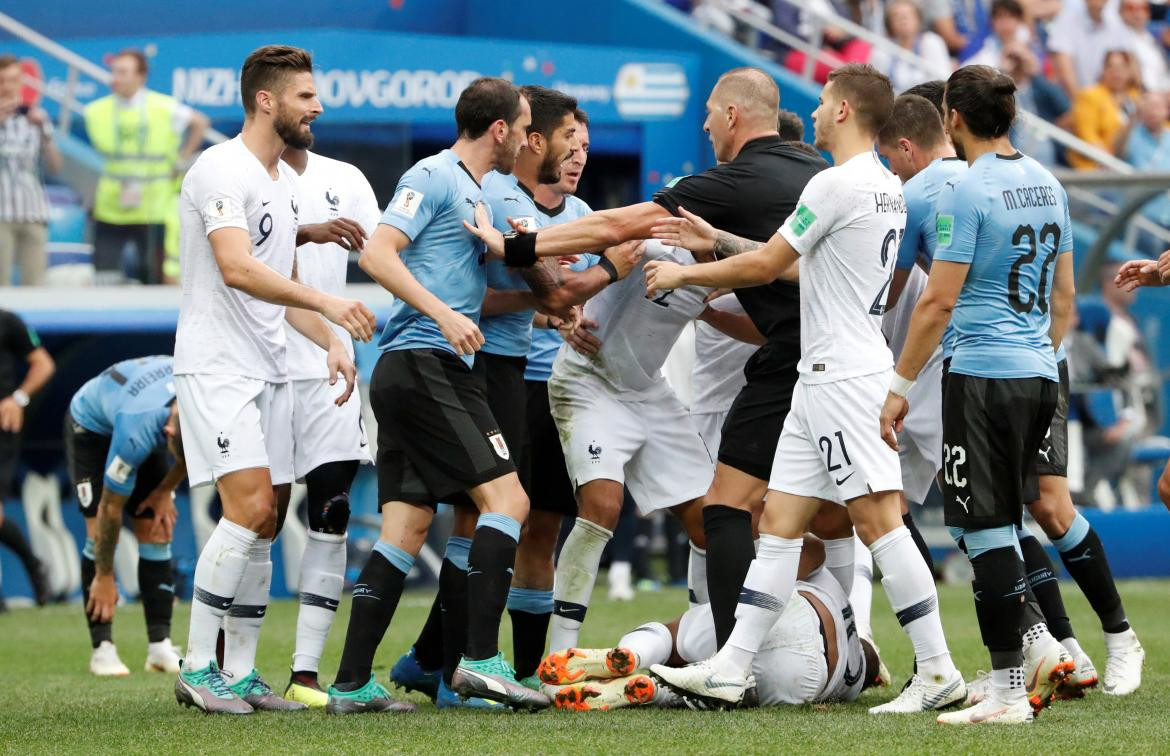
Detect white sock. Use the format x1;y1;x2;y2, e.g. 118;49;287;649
849;536;875;642
292;530;346;675
823;536;856;595
185;518;257;669
223;537;272;680
870;526;956;682
549;517;612;652
1105;628;1136;652
715;534;802;677
609;561;632;590
991;666;1026;702
618;621;674;668
688;542;708;608
1061;636;1085;660
1022;622;1053;650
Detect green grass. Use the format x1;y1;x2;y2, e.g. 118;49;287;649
1;579;1167;754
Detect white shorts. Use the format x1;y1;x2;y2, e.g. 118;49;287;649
691;410;727;458
291;378;372;480
175;374;294;488
548;367;713;515
768;371;902;505
897;351;943;504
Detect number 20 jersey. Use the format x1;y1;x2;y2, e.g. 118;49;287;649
934;151;1072;382
777;151;906;385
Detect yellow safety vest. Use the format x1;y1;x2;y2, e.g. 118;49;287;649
84;91;181;225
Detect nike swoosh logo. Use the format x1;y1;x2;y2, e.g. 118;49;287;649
1026;663;1042;693
262;201;270;206
835;472;855;486
159;584;175;593
558;607;585;619
969;705;1010;723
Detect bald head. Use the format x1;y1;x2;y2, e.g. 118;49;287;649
712;67;780;126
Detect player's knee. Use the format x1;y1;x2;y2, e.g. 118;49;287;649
308;492;351;535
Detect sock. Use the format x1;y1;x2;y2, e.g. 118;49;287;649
870;526;955;681
507;587;554;680
549;517;612;653
1017;526;1075;641
137;542;174;644
413;594;445;673
902;511;935;575
991;666;1027;702
618;622;674;668
0;517;39;574
292;530;346;676
439;537;471;685
1054;513;1129;633
849;536;875;642
823;536;856;595
80;539;112;648
334;541;412;689
1105;628;1137;652
1062;636;1086;660
185;519;257;669
970;545;1027;672
223;537;272;680
464;513;521;661
687;542;708;608
1022;621;1053;649
715;535;803;677
1020;583;1048;635
703;505;755;649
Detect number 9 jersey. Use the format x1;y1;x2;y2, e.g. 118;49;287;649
933;151;1073;382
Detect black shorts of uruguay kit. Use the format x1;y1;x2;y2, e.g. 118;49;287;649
1033;359;1069;478
522;379;577;516
716;340;800;481
371;349;515;510
941;371;1058;530
64;413;168;519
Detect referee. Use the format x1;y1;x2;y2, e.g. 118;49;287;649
466;66;827;646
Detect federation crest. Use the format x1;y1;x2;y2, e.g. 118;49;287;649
488;432;510;460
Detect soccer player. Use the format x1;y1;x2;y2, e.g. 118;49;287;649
278;145;381;707
67;356;185;677
878;65;1076;725
173;45;373;715
466;68;829;650
326;77;549;713
642;64;964;714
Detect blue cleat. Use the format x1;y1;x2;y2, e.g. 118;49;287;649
390;647;441;701
436;678;509;710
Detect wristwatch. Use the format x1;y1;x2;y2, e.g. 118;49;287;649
10;389;29;408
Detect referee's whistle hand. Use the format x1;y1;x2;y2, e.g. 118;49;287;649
438;310;485;356
879;394;908;452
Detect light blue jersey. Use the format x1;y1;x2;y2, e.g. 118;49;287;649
69;356;175;496
480;171;543;358
377;149;490;365
934;151;1072;380
524;194;595;382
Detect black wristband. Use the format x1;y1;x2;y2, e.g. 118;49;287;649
503;230;538;267
597;255;619;284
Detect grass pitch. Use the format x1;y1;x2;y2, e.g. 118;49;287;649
1;578;1167;754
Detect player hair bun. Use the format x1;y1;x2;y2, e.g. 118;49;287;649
992;75;1017;96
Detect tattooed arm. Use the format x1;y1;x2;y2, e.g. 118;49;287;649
521;241;646;315
651;207;798;282
86;489;130;623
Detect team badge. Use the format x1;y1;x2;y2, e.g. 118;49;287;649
588;442;602;462
105;456;132;485
77;480;93;508
488;432;510;460
392;188;424;218
512;216;537;232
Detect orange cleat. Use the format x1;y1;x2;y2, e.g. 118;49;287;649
537;647;638;685
552;674;658;711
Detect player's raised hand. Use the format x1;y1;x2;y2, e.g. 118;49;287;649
299;218;368;250
562;313;602;356
322;296;377;342
438;309;485;356
326;339;358;406
879;393;909;452
651;205;718;255
462;202;505;258
1114;259;1164;292
644;259;686;297
604;240;645;280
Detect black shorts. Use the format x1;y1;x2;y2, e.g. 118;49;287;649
1033;360;1069;478
522;379;577;516
479;352;528;470
371;349;515;509
717;343;799;480
940;373;1058;530
0;430;18;498
64;413;168;519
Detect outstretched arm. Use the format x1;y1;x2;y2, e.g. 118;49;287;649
643;231;799;295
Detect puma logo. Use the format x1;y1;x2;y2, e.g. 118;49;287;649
955;495;971;512
1038;446;1051;462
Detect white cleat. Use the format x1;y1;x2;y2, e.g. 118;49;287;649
964;671;991;706
90;640;131;677
145;639;182;674
1023;634;1075;712
1057;651;1098;699
648;659;750;709
868;670;966;714
937;692;1034;725
1103;630;1144;696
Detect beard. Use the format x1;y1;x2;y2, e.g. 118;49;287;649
536;149;564;184
274;107;313;149
952;137;966;161
494;134;523;175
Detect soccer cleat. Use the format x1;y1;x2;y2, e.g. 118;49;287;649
326;675;417;714
1056;651;1098;700
518;674;541;691
436;679;508;710
284;674;329;708
538;647;638;685
648;660;750;709
228;669;307;711
1023;634;1075;712
451;653;551;711
390;646;441;701
175;661;253;714
937;693;1034;725
860;637;891;688
89;640;131;677
868;670;966;714
1103;630;1144;697
963;671;991;706
553;674;659;711
144;639;182;674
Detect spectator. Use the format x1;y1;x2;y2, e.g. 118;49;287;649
83;49;208;285
1117;91;1170;233
918;0;973;55
0;55;61;286
868;0;953;94
1120;0;1170;92
962;0;1037;69
1069;49;1140;169
1048;0;1135;97
1003;40;1071;165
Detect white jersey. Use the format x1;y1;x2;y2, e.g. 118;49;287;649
284;152;380;381
691;293;754;414
882;263;927;359
175;135;299;382
778;151;905;385
556;240;709;394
